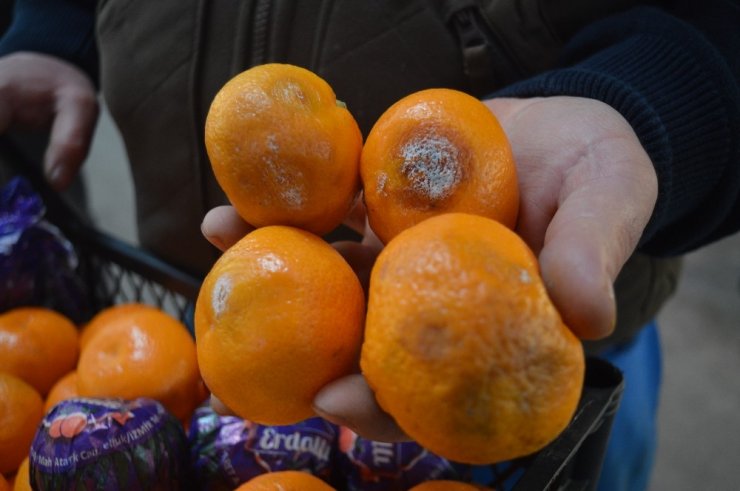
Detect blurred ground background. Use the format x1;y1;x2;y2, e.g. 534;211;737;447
77;103;740;490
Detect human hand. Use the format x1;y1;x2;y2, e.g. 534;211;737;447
483;96;657;340
200;95;658;441
0;52;99;190
317;96;658;441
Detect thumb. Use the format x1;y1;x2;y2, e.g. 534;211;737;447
540;147;657;340
313;374;409;442
540;215;618;340
44;86;99;190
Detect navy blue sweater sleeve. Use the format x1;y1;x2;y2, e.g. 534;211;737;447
495;2;740;256
0;0;98;84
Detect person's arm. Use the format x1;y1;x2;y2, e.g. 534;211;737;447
0;0;98;82
494;1;740;256
0;0;99;190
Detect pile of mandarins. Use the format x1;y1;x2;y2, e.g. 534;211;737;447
197;63;585;469
0;302;207;487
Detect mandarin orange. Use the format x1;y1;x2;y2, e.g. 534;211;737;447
43;371;79;414
205;63;363;235
76;304;203;422
78;303;149;350
9;457;30;491
360;88;519;243
195;225;365;425
0;374;44;475
235;471;334;490
10;457;30;491
361;213;584;464
0;307;79;396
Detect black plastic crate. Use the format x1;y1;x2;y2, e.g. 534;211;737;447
58;218;201;328
1;138;624;491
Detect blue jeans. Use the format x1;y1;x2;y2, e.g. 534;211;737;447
597;321;662;491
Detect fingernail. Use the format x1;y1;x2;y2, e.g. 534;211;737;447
606;280;616;301
47;163;66;188
200;222;225;250
606;281;617;333
312;388;342;421
210;395;234;416
312;402;351;428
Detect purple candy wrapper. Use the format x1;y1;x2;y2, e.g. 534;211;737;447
0;177;90;323
338;427;472;490
29;397;191;491
188;404;338;490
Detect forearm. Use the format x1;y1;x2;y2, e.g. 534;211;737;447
0;0;98;85
495;2;740;255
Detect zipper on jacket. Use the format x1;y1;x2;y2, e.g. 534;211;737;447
309;0;334;71
250;0;272;66
445;2;526;94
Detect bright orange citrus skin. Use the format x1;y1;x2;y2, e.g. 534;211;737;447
361;213;584;465
43;371;79;414
361;88;519;244
9;457;30;491
205;63;363;235
235;471;335;490
79;303;149;350
0;374;44;475
0;307;79;396
76;304;203;422
195;226;365;426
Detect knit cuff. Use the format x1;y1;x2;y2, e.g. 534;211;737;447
0;0;98;85
495;7;739;255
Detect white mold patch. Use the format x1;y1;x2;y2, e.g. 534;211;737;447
376;172;388;195
400;134;462;201
280;186;305;208
258;252;286;273
129;326;149;361
212;274;233;318
260;135;306;209
266;134;280;153
276;80;307;106
311;140;332;161
405;101;433;119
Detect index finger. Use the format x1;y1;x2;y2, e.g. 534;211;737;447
313;374;409;443
44;86;99;190
201;206;255;251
